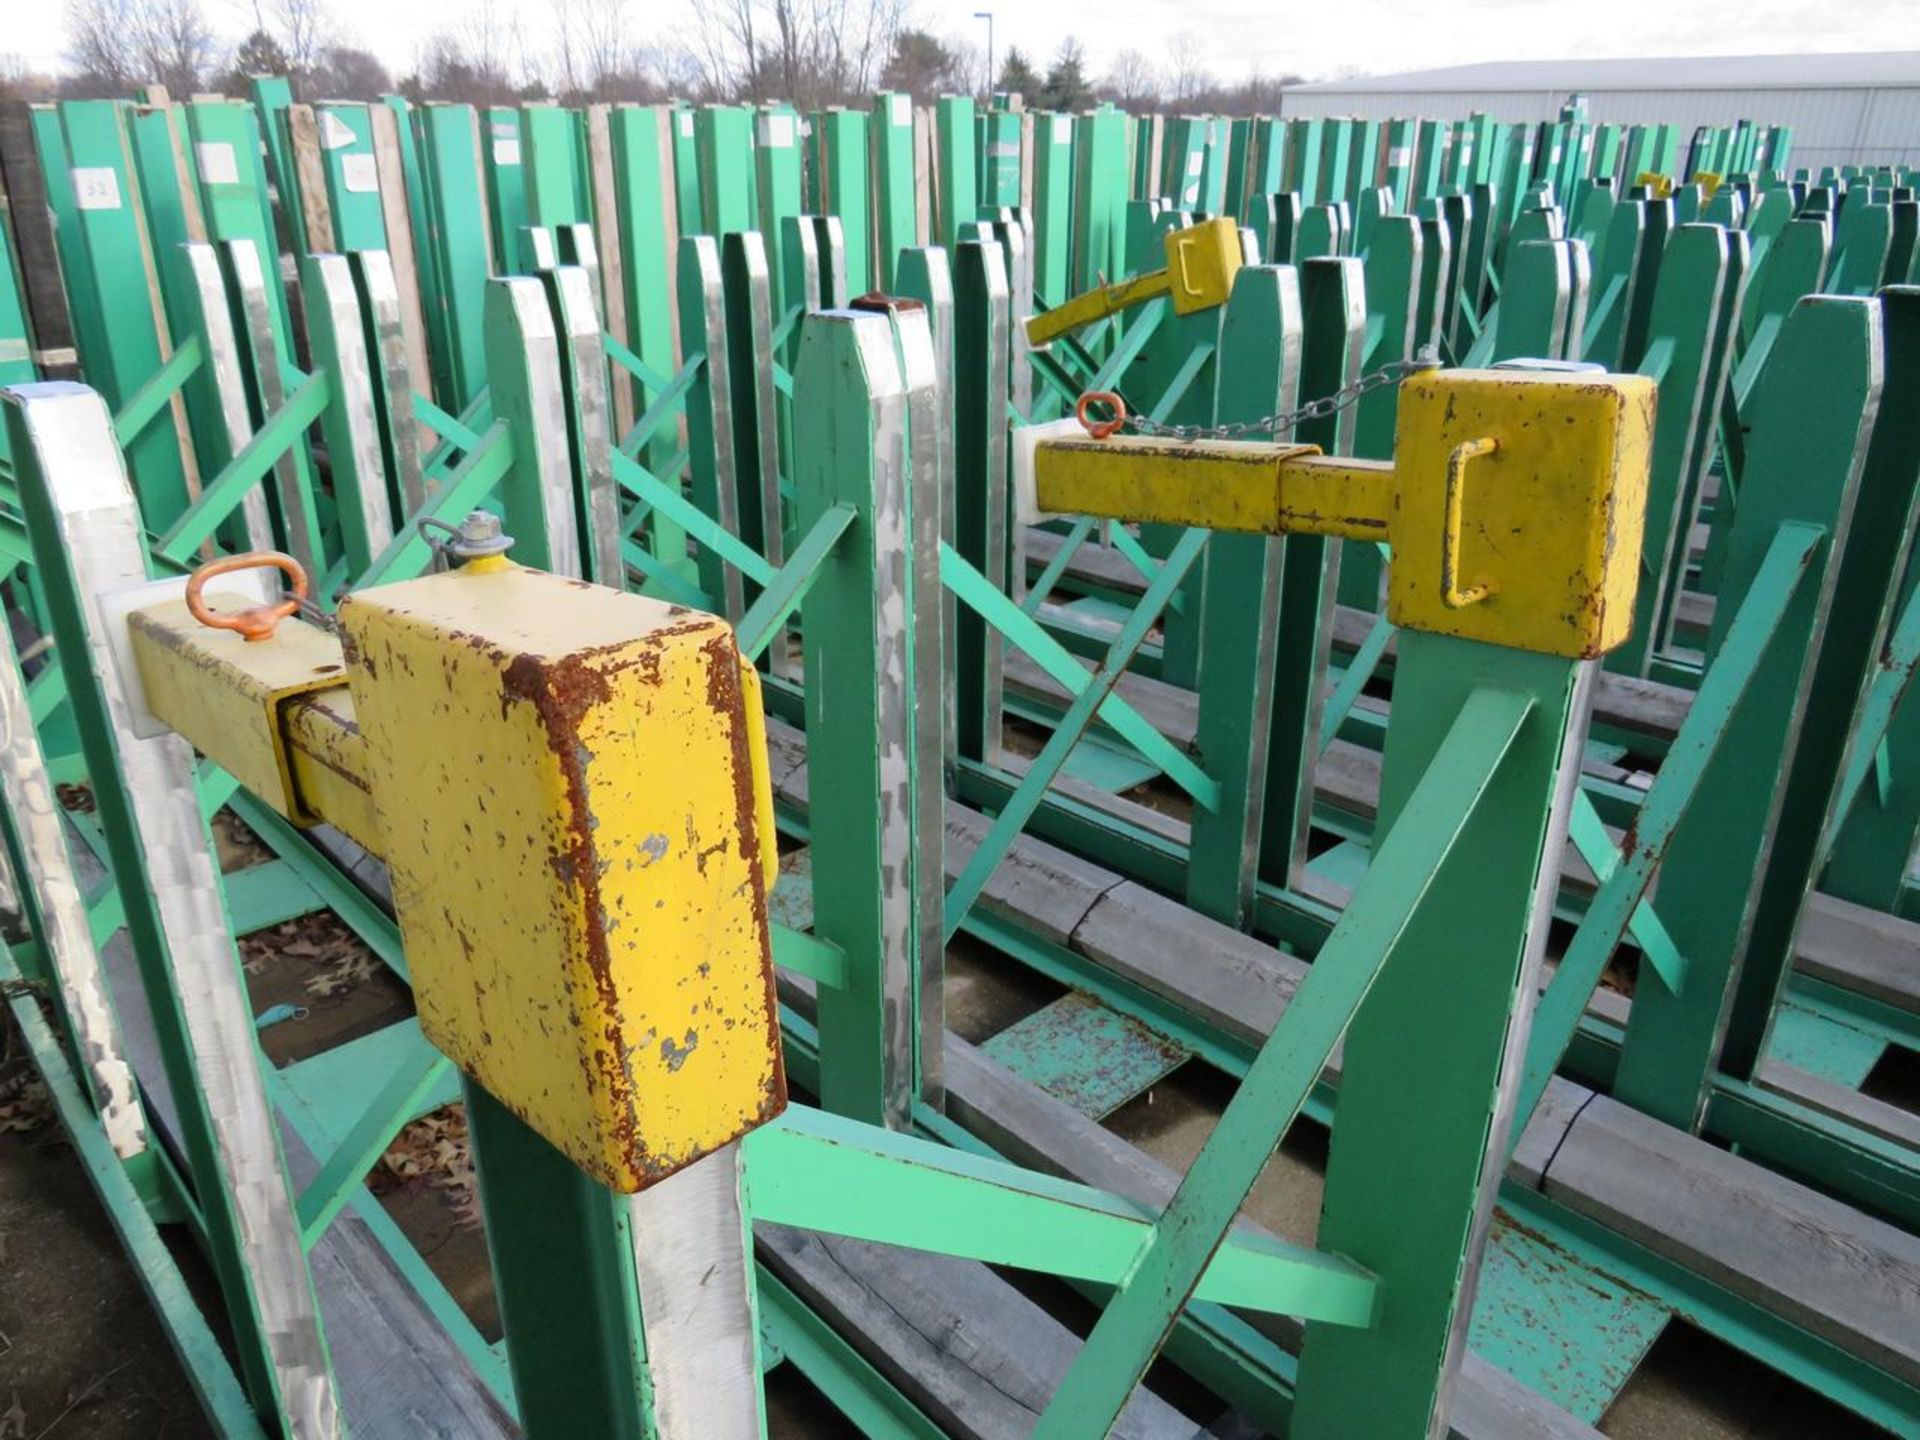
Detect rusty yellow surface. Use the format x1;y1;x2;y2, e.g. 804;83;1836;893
1035;438;1384;540
128;601;348;819
282;688;381;852
1387;368;1653;658
1031;368;1654;658
338;564;784;1191
1163;216;1243;314
1026;217;1242;346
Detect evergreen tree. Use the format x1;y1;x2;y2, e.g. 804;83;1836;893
1040;39;1093;112
997;47;1040;103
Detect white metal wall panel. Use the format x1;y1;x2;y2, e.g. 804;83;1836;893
1277;86;1920;173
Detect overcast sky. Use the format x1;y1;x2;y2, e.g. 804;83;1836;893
7;0;1914;89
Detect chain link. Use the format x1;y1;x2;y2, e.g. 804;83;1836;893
1105;344;1442;442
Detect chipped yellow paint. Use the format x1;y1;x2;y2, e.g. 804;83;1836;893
1026;217;1243;346
128;601;349;819
339;563;784;1192
1389;368;1653;657
1036;439;1384;540
281;687;382;852
1033;368;1655;658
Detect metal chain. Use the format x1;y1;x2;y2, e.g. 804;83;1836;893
1110;344;1443;442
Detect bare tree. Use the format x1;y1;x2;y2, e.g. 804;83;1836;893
143;0;222;92
67;0;221;95
267;0;328;73
685;0;906;109
1102;48;1160;113
1167;31;1209;107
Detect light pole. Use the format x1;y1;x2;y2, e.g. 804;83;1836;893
973;10;994;102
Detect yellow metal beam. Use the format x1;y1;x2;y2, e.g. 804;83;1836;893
1027;217;1243;346
1034;367;1656;659
129;560;785;1193
128;600;349;822
1036;438;1391;542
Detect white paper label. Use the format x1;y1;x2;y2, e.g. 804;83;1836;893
195;141;239;186
1052;115;1073;145
1386;146;1411;167
319;109;356;150
891;94;911;128
1187;150;1204;177
759;113;794;148
678;112;694;137
492;119;517;139
493;138;521;167
71;167;121;211
341;151;379;194
0;338;28;364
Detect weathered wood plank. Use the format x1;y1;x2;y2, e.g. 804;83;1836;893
943;1039;1605;1440
758;1224;1204;1440
1796;892;1920;1015
1545;1096;1920;1387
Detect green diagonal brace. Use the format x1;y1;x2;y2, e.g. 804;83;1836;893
1035;683;1536;1437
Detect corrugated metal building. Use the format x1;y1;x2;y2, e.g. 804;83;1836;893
1280;53;1920;175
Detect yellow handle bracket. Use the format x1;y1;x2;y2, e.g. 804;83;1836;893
1441;438;1498;610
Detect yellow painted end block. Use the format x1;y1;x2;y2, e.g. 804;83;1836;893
127;601;347;823
1163;217;1243;315
339;566;785;1192
1388;368;1656;659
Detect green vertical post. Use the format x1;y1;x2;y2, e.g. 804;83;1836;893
415;103;492;408
1249;116;1288;214
1030;111;1075;306
696;105;756;238
1187;264;1298;925
1290;637;1589;1438
1319;119;1353;209
669;106;701;241
523;103;590;226
1720;288;1920;1078
1287;116;1324;204
1200;117;1231;215
1259;257;1361;890
1074;106;1129;293
756;105;803;317
44;100;193;528
1615;297;1881;1129
1224;117;1254;221
1608;223;1732;675
6;383;340;1434
1380;119;1416;212
796;309;928;1128
482;107;529;275
1163;115;1208;211
815;108;871;295
1413;119;1447;203
248;76;296;229
313;103;387;250
871;92;917;289
979;107;1022;210
934;96;977;248
677;236;742;618
1338;215;1422;610
950;239;1009;764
